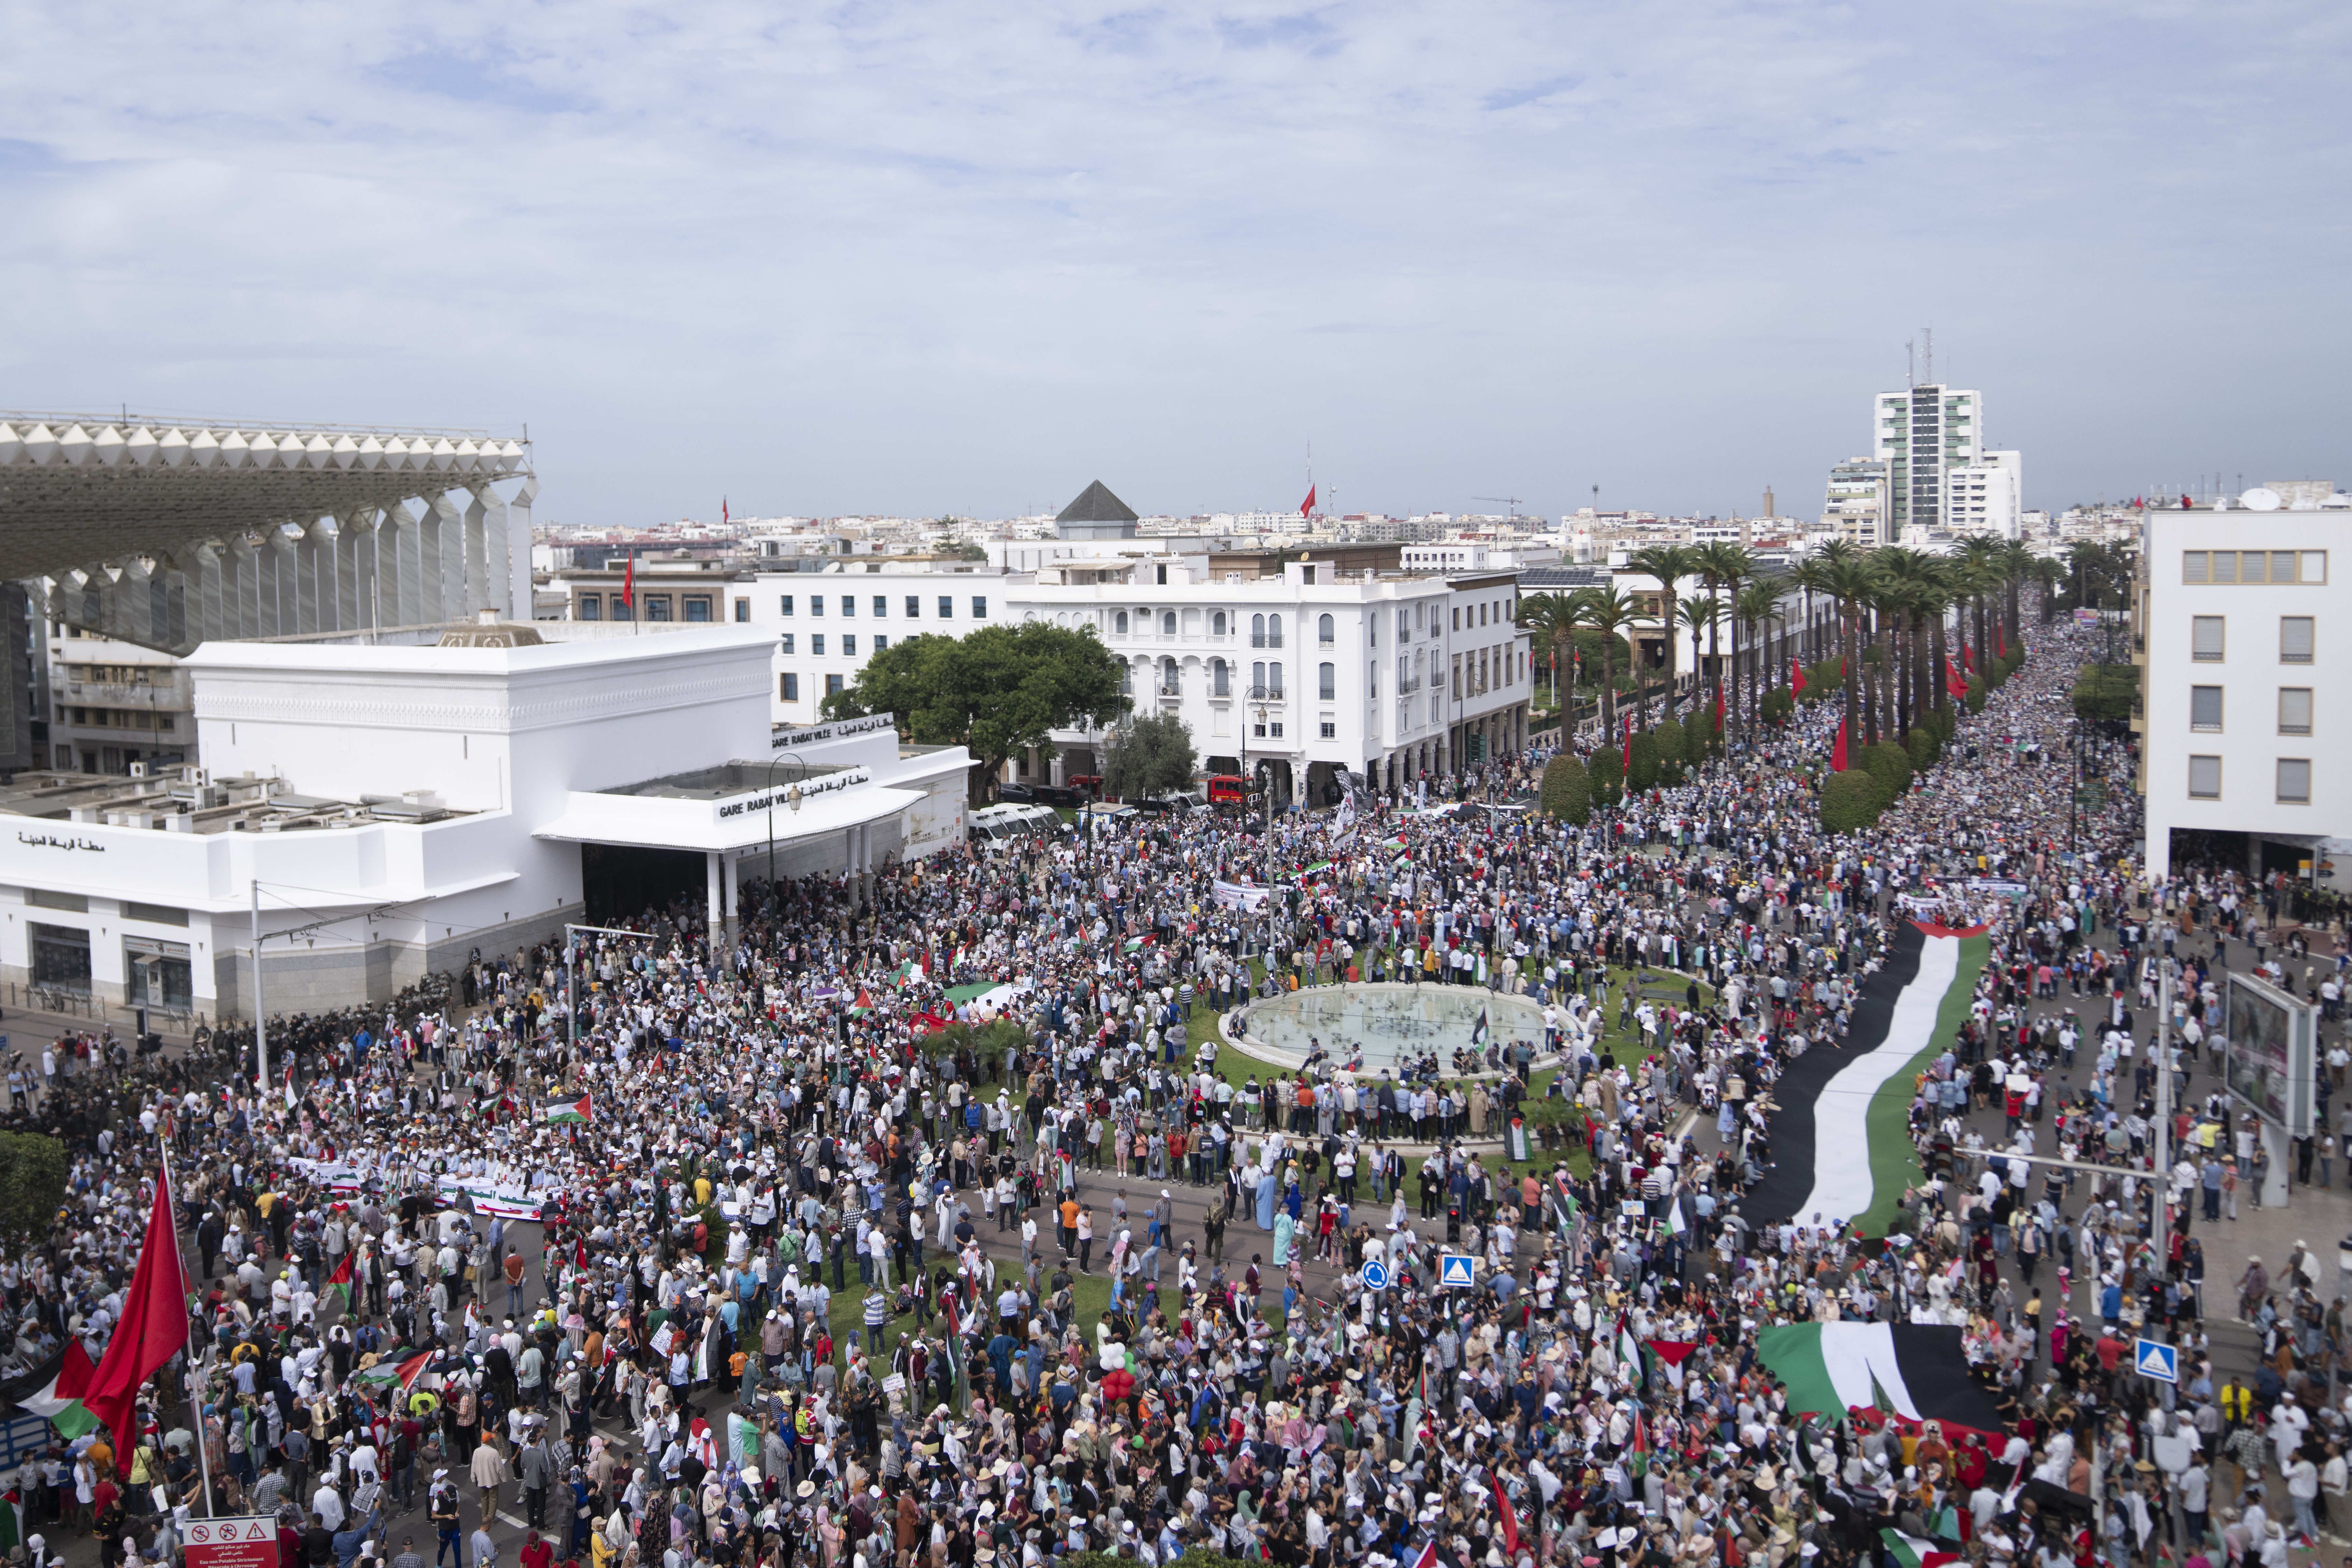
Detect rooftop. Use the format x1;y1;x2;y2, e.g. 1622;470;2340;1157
0;766;467;834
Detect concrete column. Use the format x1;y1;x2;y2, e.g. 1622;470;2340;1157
705;851;724;953
462;490;492;616
503;478;537;622
220;539;252;641
329;515;361;631
722;854;740;947
190;544;224;648
434;493;468;625
415;500;448;625
382;503;418;629
292;519;322;635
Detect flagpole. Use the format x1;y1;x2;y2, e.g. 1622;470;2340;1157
160;1133;217;1518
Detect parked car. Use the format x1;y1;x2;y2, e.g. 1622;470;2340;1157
1032;783;1085;807
1133;793;1195;814
995;780;1037;804
1064;774;1104;799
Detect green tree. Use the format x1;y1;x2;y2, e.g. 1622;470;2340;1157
1651;716;1686;770
0;1133;66;1244
1588;745;1623;807
1858;741;1913;807
826;623;1128;800
2071;663;2137;725
1100;711;1198;800
1904;723;1940;772
1539;754;1591;825
1626;544;1699;718
1820;771;1882;833
1627;729;1661;793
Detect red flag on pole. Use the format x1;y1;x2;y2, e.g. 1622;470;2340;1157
722;497;729;525
1960;643;1973;672
1831;718;1849;773
80;1169;190;1452
1621;710;1633;770
1946;660;1967;699
1790;657;1807;694
1713;688;1724;727
1996;628;2007;658
1300;484;1316;518
1491;1475;1522;1554
620;554;635;608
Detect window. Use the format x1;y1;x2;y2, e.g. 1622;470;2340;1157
873;634;888;652
2278;758;2312;803
579;596;601;622
2184;551;2211;582
1266;614;1281;647
2303;551;2328;583
2282;617;2315;664
684;596;711;622
1115;611;1130;635
2192;550;2329;585
2192;616;2225;661
1207;658;1228;696
906;596;920;617
611;596;631;621
938;596;953;618
1156;563;1168;585
780;595;795;616
1318;614;1335;647
781;673;799;702
2190;686;2223;731
840;596;855;616
1212;611;1227;637
1159;657;1179;696
1251;661;1265;695
811;634;825;656
1452;607;1461;631
1251;614;1266;648
779;633;795;655
841;635;856;656
1270;661;1285;696
1270;721;1284;737
826;674;844;697
2280;687;2314;735
2188;755;2221;798
873;596;887;617
1318;662;1336;699
1320;721;1336;739
972;596;987;618
1161;611;1176;637
734;600;750;623
645;596;672;622
810;595;824;616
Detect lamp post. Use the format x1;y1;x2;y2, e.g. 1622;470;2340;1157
765;754;809;891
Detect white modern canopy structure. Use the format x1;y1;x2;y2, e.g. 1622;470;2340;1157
0;412;535;654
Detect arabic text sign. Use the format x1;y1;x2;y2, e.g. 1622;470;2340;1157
17;831;106;852
184;1517;279;1568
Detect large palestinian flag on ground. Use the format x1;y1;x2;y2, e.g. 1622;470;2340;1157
1754;1323;2007;1434
1744;921;1991;1236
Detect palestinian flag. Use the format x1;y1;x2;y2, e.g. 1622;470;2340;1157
325;1252;353;1309
1881;1530;1960;1568
889;958;922;989
1470;1007;1489;1046
9;1342;99;1439
849;988;875;1015
540;1094;593;1125
353;1350;435;1395
1753;1323;2007;1435
1741;922;1991;1236
1643;1339;1698;1390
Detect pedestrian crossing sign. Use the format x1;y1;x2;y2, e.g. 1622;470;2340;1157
1439;1253;1477;1289
2134;1338;2177;1383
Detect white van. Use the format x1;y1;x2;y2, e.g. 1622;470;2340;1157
968;802;1059;847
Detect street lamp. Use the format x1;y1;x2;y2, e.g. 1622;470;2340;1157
765;754;809;892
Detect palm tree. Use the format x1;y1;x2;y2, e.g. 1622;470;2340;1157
1518;591;1584;711
2032;557;2065;624
1822;554;1875;752
1955;537;2003;671
1677;597;1720;733
1998;540;2034;653
1574;584;1638;733
1695;542;1755;734
1791;556;1836;667
1735;577;1788;726
1626;544;1699;721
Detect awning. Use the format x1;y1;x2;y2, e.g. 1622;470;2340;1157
532;782;921;855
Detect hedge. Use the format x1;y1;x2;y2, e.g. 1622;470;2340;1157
1858;741;1913;806
1627;729;1661;794
1652;717;1686;769
1761;687;1794;726
1904;723;1940;771
1588;745;1623;807
1821;771;1883;833
1965;676;1986;714
1688;705;1719;755
1540;754;1591;825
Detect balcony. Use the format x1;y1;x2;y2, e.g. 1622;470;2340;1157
1249;634;1284;650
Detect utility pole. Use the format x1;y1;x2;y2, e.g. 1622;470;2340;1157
2153;939;2174;1298
251;879;268;1092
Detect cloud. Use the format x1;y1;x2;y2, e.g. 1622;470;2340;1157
0;0;2345;522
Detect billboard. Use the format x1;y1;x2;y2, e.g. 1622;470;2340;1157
2224;971;2317;1136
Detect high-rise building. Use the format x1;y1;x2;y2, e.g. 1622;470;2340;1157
1943;451;2024;539
1873;384;1983;532
1823;457;1891;548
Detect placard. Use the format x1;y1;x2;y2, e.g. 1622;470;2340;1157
184;1516;279;1568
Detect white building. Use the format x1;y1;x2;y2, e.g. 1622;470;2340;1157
1944;451;2024;539
0;621;968;1017
42;624;194;775
1824;457;1891;549
1873;384;1984;532
2138;497;2352;880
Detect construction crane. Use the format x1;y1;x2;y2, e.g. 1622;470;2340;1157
1471;495;1524;519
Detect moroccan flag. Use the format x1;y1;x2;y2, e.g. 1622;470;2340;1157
1961;643;1974;672
909;1011;953;1037
1791;658;1807;693
1300;484;1316;518
1644;1338;1698;1390
1753;1323;2007;1434
10;1342;99;1439
620;554;634;608
721;497;729;525
1620;711;1632;769
1880;1531;1961;1568
540;1094;593;1125
1713;688;1724;726
1490;1475;1521;1554
1995;628;2007;658
1946;660;1967;699
80;1169;190;1451
1830;718;1849;772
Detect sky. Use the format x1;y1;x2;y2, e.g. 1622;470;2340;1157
3;1;2347;527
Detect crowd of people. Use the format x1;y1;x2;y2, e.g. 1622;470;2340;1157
7;596;2350;1568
